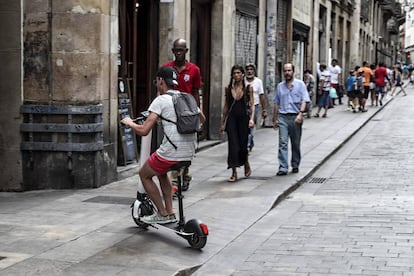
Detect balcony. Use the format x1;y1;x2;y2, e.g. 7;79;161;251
379;0;402;16
361;0;371;22
386;17;399;34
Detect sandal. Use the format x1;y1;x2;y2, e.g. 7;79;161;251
227;173;237;182
244;163;251;177
322;113;327;118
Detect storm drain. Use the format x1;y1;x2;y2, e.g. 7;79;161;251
83;196;134;205
308;177;327;184
0;256;6;261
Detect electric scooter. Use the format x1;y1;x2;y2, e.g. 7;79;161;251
129;112;209;249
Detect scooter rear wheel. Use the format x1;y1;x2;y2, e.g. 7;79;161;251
187;234;207;249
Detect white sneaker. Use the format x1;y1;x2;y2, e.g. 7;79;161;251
141;213;177;224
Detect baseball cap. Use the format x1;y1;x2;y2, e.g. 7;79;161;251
157;66;178;87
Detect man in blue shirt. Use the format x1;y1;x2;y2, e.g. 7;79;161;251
273;63;310;175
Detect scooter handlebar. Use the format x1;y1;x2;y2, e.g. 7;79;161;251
121;111;149;125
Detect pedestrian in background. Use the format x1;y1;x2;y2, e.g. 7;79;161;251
391;65;407;96
163;38;202;192
245;63;267;152
345;70;357;112
369;63;377;106
303;69;315;118
273;63;310;176
220;65;255;182
360;61;373;111
313;64;331;118
328;58;343;105
375;62;391;103
356;68;366;111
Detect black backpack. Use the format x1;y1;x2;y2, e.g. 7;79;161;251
160;91;199;149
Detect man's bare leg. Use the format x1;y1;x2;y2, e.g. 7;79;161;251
139;162;168;216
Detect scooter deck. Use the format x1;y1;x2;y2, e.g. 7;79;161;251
149;222;193;236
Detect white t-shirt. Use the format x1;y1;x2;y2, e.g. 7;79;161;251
320;70;331;91
386;68;392;84
148;90;196;161
245;77;264;105
328;65;342;84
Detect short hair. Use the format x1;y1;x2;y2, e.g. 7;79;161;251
284;63;295;72
245;63;256;70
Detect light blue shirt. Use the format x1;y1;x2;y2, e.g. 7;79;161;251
273;79;310;114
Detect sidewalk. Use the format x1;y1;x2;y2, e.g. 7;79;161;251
0;90;407;276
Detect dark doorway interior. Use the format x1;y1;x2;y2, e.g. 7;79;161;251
118;0;159;165
119;0;159;116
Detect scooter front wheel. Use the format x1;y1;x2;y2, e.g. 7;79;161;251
131;207;149;229
187;234;207;249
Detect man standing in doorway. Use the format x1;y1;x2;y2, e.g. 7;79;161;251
163;38;202;192
245;63;267;152
273;63;310;176
328;59;343;105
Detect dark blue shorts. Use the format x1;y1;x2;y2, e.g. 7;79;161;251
317;91;330;107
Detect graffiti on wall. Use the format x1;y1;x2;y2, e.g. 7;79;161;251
266;13;276;95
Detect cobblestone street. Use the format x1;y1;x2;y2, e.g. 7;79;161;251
232;92;414;275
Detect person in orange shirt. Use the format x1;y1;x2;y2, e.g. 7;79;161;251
360;61;373;112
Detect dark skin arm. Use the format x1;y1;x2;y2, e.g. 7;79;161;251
192;87;201;107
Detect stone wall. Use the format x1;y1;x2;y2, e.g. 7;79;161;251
0;1;23;191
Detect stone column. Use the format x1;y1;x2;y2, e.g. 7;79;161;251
20;0;118;190
208;0;235;140
350;0;361;68
0;1;23;191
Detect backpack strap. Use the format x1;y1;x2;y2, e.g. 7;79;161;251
163;132;177;150
158;92;178;150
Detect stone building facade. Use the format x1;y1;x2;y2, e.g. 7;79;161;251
0;0;404;191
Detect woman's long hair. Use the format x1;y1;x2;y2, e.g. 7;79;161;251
228;64;246;90
226;64;250;106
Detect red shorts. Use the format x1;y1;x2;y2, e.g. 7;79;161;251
147;152;178;175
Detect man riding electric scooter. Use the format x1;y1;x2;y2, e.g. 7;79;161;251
121;66;205;224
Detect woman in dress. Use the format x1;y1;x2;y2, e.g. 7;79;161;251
220;65;255;182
